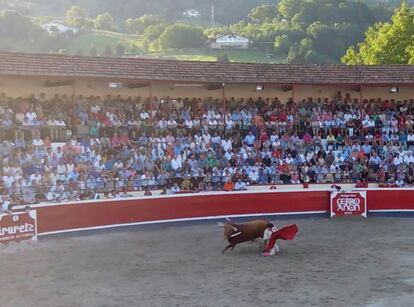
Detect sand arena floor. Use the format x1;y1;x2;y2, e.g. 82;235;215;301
1;217;414;307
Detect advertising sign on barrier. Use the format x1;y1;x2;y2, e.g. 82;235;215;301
330;191;367;218
0;210;37;244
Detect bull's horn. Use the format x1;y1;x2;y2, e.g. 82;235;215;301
225;217;232;222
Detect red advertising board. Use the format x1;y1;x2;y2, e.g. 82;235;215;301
330;191;367;218
0;210;37;244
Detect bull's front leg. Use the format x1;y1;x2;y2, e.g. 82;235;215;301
222;243;235;253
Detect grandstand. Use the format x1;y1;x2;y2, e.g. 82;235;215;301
1;52;414;207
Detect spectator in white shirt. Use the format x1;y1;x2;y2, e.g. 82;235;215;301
393;153;403;166
139;110;150;120
2;172;15;188
167;119;177;129
33;137;44;147
248;168;259;183
170;183;180;194
407;131;414;148
26;110;37;123
184;119;193;130
403;152;414;164
56;161;67;176
208;118;218;130
171;156;182;173
29;170;42;185
235;179;247;191
221;139;232;152
396;178;405;187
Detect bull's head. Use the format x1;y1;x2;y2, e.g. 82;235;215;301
223;223;238;238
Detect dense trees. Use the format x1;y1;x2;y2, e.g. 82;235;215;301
5;0;275;25
248;5;278;23
0;10;72;53
0;10;41;37
0;0;405;64
342;2;414;64
94;13;115;31
200;0;391;63
66;6;94;31
159;24;206;49
126;14;163;34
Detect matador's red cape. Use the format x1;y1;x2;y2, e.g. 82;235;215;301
263;224;298;253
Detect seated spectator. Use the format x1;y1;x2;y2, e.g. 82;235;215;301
223;178;235;191
170;183;181;194
244;131;255;147
1;194;12;213
248;168;259;184
180;176;193;191
234;179;247;191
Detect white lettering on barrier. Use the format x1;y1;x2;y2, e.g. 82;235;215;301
330;191;367;218
0;223;35;236
336;198;361;212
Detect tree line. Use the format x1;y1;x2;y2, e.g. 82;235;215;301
1;0;413;65
342;1;414;64
0;0;274;25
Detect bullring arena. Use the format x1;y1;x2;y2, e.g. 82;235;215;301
2;185;414;307
2;52;414;306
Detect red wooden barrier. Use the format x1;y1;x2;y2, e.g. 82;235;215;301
36;191;329;234
31;189;414;236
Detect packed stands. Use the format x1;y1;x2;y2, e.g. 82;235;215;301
1;90;414;207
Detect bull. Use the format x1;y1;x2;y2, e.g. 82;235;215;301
219;218;269;253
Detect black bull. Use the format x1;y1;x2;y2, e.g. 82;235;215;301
221;219;269;253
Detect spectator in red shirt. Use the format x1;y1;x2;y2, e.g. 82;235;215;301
120;131;131;147
111;132;122;148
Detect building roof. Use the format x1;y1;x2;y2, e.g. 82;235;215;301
216;34;250;43
41;22;79;34
0;52;414;85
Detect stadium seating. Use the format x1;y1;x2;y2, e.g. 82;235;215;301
1;93;414;206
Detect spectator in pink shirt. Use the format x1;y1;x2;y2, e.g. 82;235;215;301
120;131;131;147
111;132;122;148
303;132;312;145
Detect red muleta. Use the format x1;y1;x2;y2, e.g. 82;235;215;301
0;210;38;244
330;191;367;218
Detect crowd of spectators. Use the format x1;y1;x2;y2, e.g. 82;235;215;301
2;91;414;208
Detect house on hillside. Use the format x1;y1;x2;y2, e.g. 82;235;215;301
210;34;250;49
41;22;79;34
183;9;201;18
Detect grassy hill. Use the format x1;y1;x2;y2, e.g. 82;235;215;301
149;48;284;63
68;30;285;63
67;31;141;54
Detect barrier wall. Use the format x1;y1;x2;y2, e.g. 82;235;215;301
30;188;414;236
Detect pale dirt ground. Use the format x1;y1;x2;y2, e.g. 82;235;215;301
1;217;414;307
